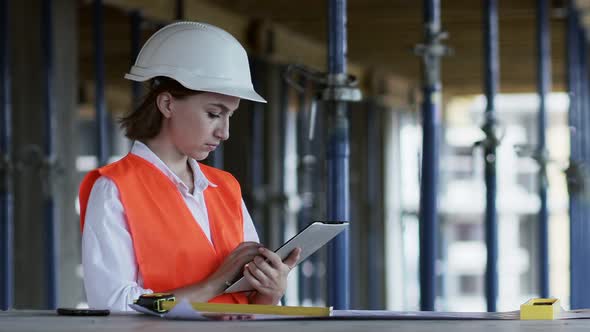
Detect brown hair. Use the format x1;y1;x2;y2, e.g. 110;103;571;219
120;77;202;140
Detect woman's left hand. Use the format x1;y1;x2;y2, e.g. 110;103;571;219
245;247;301;305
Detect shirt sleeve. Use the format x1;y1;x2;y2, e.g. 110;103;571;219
81;176;153;312
242;199;260;243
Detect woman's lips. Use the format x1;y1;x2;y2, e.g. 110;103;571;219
205;144;218;151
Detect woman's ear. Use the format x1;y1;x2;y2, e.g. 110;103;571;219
156;92;173;119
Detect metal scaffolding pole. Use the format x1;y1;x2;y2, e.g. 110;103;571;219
0;0;13;311
326;0;350;310
536;0;551;299
577;20;590;309
568;3;590;309
94;0;108;167
565;3;580;309
249;58;265;238
483;0;500;312
42;0;58;309
416;0;444;311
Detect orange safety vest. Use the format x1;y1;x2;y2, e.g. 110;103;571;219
79;153;249;304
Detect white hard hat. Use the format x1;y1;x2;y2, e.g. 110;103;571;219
125;21;266;103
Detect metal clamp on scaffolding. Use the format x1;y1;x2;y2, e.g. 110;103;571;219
284;64;362;102
414;30;452;86
322;73;362;102
283;64;362;141
475;114;504;161
283;64;363;102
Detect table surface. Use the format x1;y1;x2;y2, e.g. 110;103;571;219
1;310;589;332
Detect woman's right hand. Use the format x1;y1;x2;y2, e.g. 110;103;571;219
206;241;262;294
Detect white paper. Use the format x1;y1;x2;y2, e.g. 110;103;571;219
558;309;590;319
331;310;520;320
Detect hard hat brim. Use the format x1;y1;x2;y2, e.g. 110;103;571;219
125;71;267;104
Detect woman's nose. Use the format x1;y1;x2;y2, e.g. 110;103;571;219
215;118;230;141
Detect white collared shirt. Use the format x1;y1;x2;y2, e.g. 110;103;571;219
81;141;259;311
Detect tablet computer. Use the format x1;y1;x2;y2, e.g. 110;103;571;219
224;221;349;293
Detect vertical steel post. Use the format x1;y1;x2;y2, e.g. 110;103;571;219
483;0;499;312
0;0;13;311
130;11;142;110
249;58;264;237
326;0;350;310
94;0;108;167
536;0;551;299
566;2;580;309
569;3;590;309
579;20;590;309
41;0;58;309
584;22;590;308
418;0;442;311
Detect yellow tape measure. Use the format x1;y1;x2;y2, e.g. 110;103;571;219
520;298;561;320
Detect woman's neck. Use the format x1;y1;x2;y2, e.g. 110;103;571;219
143;137;190;180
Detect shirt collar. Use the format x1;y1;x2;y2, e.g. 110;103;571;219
130;141;217;193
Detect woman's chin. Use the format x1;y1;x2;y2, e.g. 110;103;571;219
187;151;210;161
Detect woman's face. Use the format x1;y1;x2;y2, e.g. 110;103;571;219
163;91;240;161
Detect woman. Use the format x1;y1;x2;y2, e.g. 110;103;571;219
79;21;300;311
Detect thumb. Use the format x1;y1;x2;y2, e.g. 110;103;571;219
283;247;302;269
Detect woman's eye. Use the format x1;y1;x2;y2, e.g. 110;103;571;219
207;112;221;119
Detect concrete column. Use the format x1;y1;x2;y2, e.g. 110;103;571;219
11;0;80;308
265;64;284;251
11;0;44;308
54;0;82;309
384;107;406;310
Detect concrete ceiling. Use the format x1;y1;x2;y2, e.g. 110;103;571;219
79;0;574;111
208;0;569;95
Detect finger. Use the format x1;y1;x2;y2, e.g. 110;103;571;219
235;247;263;262
227;242;260;260
283;247;302;269
250;256;277;280
239;241;262;248
233;242;262;254
232;245;264;265
247;260;271;283
256;247;283;268
243;266;264;290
